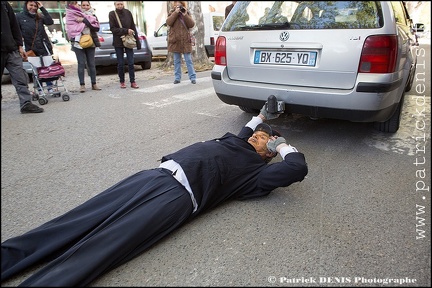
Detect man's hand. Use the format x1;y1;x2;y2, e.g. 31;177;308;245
259;103;280;120
18;46;27;60
266;137;286;153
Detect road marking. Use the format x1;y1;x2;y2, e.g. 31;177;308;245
136;77;212;93
142;87;215;108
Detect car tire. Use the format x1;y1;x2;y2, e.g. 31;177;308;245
405;64;416;92
374;94;404;133
141;61;151;70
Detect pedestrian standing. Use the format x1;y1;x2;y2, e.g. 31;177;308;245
65;1;101;93
1;105;307;286
16;1;55;95
225;1;237;19
1;1;44;114
167;1;197;84
108;1;140;89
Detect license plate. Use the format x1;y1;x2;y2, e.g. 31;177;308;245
254;50;317;66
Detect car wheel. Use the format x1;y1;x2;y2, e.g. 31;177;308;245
141;61;151;70
405;64;416;92
374;94;404;133
239;106;259;114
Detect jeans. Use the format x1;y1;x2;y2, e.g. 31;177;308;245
1;50;33;107
73;46;97;85
173;52;196;82
114;47;135;83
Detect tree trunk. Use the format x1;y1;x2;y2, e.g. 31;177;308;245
161;1;214;72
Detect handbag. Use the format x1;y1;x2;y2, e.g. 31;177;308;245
37;61;65;79
26;50;37;57
79;34;94;48
115;11;137;49
120;34;137;49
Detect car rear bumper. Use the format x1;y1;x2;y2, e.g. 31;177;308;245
94;49;152;67
211;67;404;123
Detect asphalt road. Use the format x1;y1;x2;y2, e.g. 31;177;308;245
1;43;431;287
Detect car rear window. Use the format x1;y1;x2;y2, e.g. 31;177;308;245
223;1;383;31
100;23;112;34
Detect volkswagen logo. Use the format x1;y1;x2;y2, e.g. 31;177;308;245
280;31;290;41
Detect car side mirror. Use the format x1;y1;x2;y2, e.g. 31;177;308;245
414;23;425;33
154;31;157;37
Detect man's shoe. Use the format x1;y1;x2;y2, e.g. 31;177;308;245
174;80;180;84
120;82;126;89
191;80;196;84
80;85;86;93
131;82;139;89
21;102;44;114
92;84;101;91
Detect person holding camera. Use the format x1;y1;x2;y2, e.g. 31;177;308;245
1;103;307;286
166;1;197;84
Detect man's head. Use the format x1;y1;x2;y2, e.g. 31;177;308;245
247;123;279;162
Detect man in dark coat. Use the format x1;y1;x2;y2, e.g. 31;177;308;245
108;1;141;89
0;1;44;113
1;106;308;287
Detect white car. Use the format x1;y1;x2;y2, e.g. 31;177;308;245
211;1;419;133
147;12;224;57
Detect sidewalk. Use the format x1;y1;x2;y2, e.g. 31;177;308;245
53;44;77;65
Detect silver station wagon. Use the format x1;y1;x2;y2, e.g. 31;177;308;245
211;1;419;133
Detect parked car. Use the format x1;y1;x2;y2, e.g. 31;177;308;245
3;61;33;82
95;22;152;71
147;12;224;58
211;1;419;133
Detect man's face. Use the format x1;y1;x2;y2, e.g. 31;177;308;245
248;131;272;159
115;2;124;10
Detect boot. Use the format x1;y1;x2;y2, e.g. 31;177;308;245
92;84;101;91
80;85;86;93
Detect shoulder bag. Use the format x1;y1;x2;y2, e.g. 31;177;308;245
79;34;94;48
115;11;137;49
179;16;195;46
26;19;38;57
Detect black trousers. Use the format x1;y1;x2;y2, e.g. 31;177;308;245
1;168;193;287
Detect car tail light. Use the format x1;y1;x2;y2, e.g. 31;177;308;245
98;36;104;42
358;35;397;73
214;36;227;66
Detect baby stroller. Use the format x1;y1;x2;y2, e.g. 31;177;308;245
27;55;70;105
